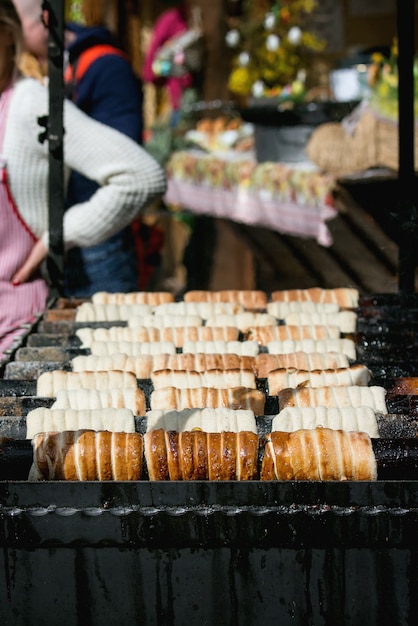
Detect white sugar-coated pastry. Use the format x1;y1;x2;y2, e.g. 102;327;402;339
128;314;204;328
202;368;257;389
284;311;357;334
266;338;356;360
247;324;341;343
91;291;174;305
271;406;380;438
255;352;349;377
75;302;152;322
151;369;203;389
160;325;240;347
163;353;256;372
71;353;170;379
145;407;257;433
75;326;162;348
270;287;359;308
267;364;371;395
149;386;266;414
266;301;339;318
88;340;176;356
181;340;260;356
26;406;136;439
205;312;276;332
183;289;268;309
151;368;257;390
278;385;388;414
153;301;244;317
51;387;146;416
36;369;138;396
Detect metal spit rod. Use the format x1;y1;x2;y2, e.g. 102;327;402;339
397;0;417;293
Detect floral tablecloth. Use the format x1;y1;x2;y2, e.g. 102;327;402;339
164;150;338;246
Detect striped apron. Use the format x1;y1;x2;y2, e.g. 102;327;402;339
0;84;48;359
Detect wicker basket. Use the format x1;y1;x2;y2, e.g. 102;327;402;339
306;108;418;175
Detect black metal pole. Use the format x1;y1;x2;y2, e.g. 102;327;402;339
397;0;417;293
43;0;65;298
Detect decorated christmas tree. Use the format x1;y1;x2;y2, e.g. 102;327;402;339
226;0;325;102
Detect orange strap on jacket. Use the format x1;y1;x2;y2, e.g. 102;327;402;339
64;44;128;84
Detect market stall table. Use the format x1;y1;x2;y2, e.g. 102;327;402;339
164;150;338;247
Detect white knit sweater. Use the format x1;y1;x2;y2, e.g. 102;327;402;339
2;77;166;251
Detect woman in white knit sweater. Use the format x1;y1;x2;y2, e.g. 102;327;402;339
0;0;166;358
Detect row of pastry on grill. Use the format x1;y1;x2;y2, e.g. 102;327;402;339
26;400;383;439
76;337;357;360
76;321;342;346
75;305;357;334
29;426;378;482
34;368;386;416
89;287;359;309
70;346;356;379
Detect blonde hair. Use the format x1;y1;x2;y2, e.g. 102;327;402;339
0;0;25;80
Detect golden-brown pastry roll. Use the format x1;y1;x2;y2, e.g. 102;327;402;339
267;365;371;396
261;428;377;481
270;287;359;308
144;429;258;480
30;430;143;481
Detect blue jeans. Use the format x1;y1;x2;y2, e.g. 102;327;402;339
64;227;138;298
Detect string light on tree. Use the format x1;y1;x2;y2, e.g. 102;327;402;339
264;12;276;30
266;34;280;52
238;51;250;66
288;25;302;45
227;0;326;101
225;29;241;48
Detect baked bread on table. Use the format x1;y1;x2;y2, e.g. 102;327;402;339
278;385;388;414
29;430;144;481
36;369;138;397
270;287;359;308
267;364;371;396
255;352;349;378
144;428;259;481
260;428;377;481
271;406;380;438
150;386;266;414
26;407;136;439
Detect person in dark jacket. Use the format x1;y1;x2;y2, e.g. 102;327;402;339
63;22;145;297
